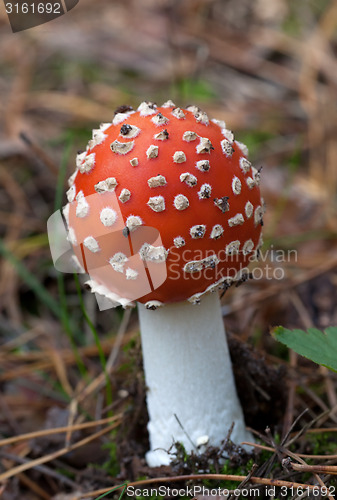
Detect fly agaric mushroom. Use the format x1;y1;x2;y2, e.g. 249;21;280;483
63;101;265;466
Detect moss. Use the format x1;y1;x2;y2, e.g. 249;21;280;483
99;438;120;477
306;431;337;456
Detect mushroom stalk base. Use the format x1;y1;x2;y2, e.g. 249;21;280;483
138;293;253;467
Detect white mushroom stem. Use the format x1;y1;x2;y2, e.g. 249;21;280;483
138;292;253;467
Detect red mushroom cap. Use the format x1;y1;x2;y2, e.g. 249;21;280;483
64;101;264;308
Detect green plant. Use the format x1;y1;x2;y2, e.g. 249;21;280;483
272;326;337;372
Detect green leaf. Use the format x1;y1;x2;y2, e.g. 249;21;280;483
272;326;337;373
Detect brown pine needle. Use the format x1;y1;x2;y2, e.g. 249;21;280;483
0;414;122;448
300;427;337;434
0;421;120;482
243;441;337;460
291;463;337;475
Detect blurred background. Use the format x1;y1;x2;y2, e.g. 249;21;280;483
0;0;337;498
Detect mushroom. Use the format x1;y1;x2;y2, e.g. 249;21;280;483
63;101;264;466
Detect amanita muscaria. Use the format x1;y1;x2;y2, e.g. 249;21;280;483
63;101;265;466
